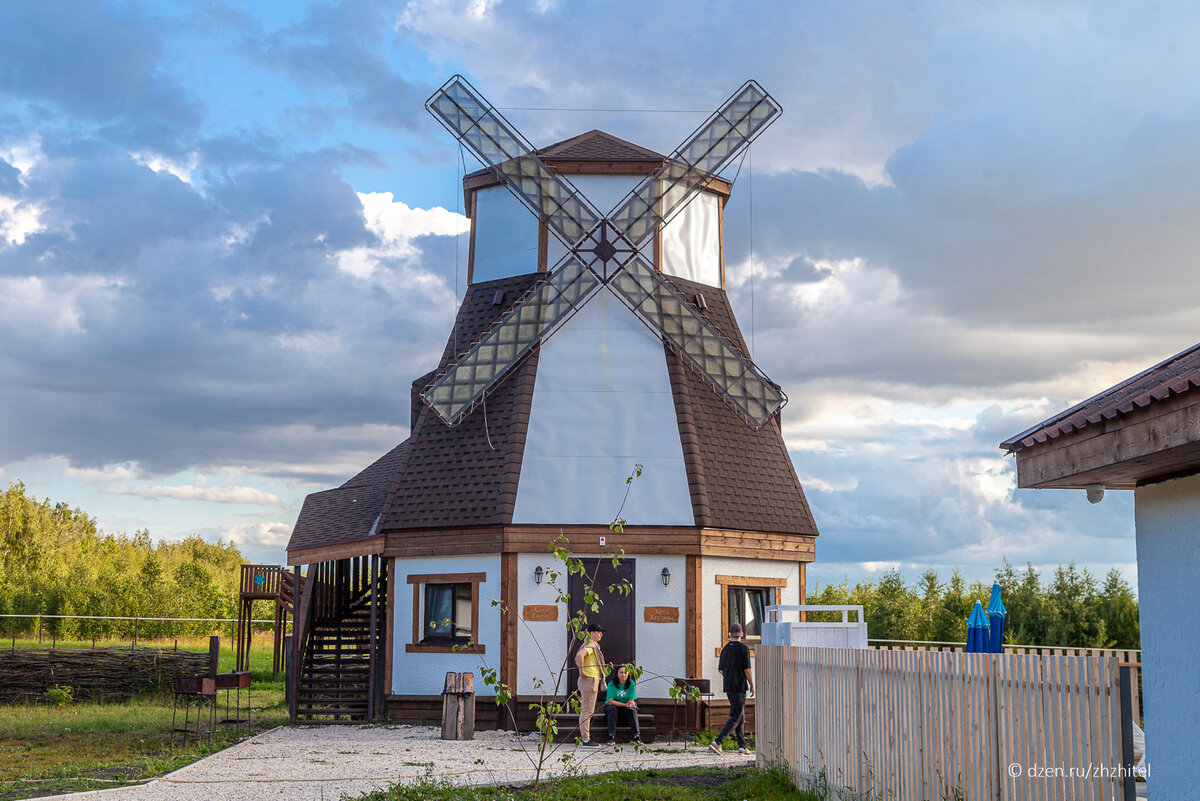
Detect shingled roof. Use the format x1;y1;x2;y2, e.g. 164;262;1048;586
287;440;409;554
536;130;665;163
377;272;543;531
369;270;817;538
662;274;818;536
1002;341;1200;453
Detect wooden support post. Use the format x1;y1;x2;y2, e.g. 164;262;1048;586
441;672;475;740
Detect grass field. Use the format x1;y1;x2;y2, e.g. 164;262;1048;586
0;637;288;800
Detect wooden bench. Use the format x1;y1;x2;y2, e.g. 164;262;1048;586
550;711;656;743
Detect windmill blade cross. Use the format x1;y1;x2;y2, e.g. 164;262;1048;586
426;75;602;246
421;76;786;430
606;80;781;245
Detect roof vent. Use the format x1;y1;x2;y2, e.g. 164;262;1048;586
694;293;707;310
492;290;506;306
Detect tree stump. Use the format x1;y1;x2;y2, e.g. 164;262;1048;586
440;671;475;740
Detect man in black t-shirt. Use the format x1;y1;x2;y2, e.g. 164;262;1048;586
709;622;754;755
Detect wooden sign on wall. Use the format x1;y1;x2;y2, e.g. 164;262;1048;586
522;604;559;622
643;606;679;623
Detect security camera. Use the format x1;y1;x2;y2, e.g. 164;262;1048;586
1085;485;1105;504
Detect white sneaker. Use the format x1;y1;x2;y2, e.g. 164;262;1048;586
708;741;723;754
738;747;752;755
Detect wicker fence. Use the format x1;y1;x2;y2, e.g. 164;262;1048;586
756;645;1137;801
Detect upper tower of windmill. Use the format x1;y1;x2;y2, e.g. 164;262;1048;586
464;130;732;288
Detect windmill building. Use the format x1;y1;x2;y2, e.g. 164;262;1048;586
285;78;820;729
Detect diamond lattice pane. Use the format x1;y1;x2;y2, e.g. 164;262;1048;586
607;81;780;245
606;258;785;428
423;259;600;425
427;77;599;246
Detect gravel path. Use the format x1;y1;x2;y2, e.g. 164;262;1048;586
33;725;752;801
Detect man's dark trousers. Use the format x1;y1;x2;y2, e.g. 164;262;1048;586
715;691;746;748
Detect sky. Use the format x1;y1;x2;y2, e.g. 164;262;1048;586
4;0;1198;593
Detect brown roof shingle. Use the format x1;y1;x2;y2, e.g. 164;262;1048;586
287;440;410;554
378;272;543;531
1001;341;1200;452
536;130;665;163
661;274;819;536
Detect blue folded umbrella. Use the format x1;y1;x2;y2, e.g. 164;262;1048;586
986;582;1007;654
966;600;989;653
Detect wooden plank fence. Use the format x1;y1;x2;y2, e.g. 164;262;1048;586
757;645;1132;801
870;641;1143;724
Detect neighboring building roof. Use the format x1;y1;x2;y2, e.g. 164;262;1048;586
662;274;819;536
287;440;410;554
1001;342;1200;453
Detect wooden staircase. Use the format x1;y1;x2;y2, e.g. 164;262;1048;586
296;610;372;721
291;556;387;724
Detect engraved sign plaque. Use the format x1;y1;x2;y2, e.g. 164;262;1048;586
522;604;559;622
643;606;680;623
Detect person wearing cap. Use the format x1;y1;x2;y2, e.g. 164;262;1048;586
709;622;754;756
574;623;606;747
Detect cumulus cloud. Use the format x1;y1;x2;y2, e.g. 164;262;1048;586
104;483;283;507
3;0;1187;578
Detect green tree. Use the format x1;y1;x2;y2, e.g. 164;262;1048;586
1095;568;1139;650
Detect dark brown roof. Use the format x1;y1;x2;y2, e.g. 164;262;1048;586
377;272;543;531
1001;341;1200;452
287;440;410;553
536;130;664;163
464;130;666;183
662;274;819;536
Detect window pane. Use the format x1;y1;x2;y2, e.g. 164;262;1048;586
453;583;473;639
425;584;454;638
728;587;744;631
745;589;766;638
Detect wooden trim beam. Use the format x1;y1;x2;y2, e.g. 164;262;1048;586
499;552;518;729
406;643;485;654
385;556;396;697
1014;396;1200;489
287;537;384;566
382;526;815;560
685;555;702;679
714;574;788;587
406;572;488;585
537;221;548;273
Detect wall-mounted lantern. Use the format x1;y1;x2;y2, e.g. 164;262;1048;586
534;565;544;585
661;567;671;587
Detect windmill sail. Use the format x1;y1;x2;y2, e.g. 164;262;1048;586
421;75;786;430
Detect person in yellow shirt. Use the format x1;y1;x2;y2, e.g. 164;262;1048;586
574;623;606;746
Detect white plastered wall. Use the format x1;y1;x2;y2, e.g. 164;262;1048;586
515;552;686;699
1134;473;1200;798
391;554;502;696
511;287;694;526
471;185;539;283
661;191;721;287
546;175;644;269
699;557;801;689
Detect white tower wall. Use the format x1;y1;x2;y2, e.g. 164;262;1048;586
512;287;695;526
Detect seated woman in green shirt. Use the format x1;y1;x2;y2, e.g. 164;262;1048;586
602;664;641;744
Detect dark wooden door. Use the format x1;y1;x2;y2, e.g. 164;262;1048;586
568;558;636;673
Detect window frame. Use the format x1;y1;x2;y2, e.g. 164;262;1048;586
406;572;486;654
714;574;786;657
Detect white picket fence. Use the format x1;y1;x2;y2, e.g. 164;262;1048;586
756;645;1135;800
